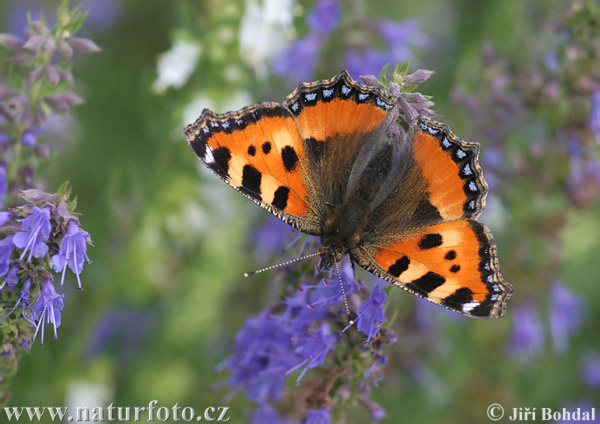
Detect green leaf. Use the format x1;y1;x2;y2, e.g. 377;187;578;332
69;10;89;35
378;64;390;85
56;181;71;196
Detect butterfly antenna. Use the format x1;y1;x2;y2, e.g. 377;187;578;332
334;260;354;325
243;250;324;277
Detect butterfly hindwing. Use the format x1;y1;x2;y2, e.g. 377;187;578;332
351;220;513;318
184;102;321;234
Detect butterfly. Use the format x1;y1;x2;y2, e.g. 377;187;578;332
184;71;514;318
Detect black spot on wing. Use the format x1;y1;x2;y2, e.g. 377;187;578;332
445;250;456;260
247;145;256;156
450;265;461;273
209;147;231;178
281;146;299;172
418;233;443;250
240;164;262;201
262;141;272;154
272;186;290;210
410;272;446;294
388;256;410;278
442;287;474;308
190;133;207;159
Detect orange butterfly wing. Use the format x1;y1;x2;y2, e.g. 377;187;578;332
184;102;321;234
351;220;513;318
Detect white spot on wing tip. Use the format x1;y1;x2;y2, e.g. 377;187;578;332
323;88;334;98
462;302;479;313
305;93;317;101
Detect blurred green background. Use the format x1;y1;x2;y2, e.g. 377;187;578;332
2;0;599;422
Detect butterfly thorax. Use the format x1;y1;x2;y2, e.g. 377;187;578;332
318;198;371;270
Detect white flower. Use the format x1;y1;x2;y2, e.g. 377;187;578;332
152;39;202;93
239;0;296;79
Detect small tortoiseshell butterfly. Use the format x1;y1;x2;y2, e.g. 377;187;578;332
184;71;514;318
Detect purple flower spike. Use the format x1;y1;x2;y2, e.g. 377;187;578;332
12;205;51;262
0;235;15;278
0;165;7;204
307;0;341;34
272;35;322;82
581;352;600;390
591;89;600;144
32;280;64;344
288;325;339;382
351;285;387;342
21;130;37;147
52;220;91;289
305;408;331;424
505;303;544;362
549;282;584;354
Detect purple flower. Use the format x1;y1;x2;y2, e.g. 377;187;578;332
581;352;600;390
307;0;341;34
0;211;11;226
12;205;51;261
251;403;288;424
21;130;36;147
591;89;600;144
5;264;19;290
32;280;64;344
272;35;321;82
251;217;294;265
0;235;15;277
218;310;301;403
549;282;584;354
86;306;154;362
350;285;386;342
0;164;7;204
360;355;386;393
378;19;426;61
505;303;544;362
287;324;339;382
345;48;390;81
52;220;91;288
307;269;355;308
280;286;329;330
305;408;331;424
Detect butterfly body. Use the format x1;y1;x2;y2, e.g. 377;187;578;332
185;71;514;318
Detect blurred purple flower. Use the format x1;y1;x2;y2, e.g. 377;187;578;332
0;235;14;278
590;89;600;144
21;130;37;147
80;0;121;29
307;0;341;34
505;303;544;362
378;19;426;61
305;408;331;424
0;164;7;204
32;280;64;344
272;35;322;82
345;48;390;81
556;401;598;424
12;205;51;261
251;217;294;265
86;305;154;362
358;397;386;421
360;355;386;392
0;133;10;144
287;324;339;382
307;272;355;308
4;264;19;290
581;352;600;390
52;219;91;289
549;282;584;354
0;211;11;226
6;3;50;37
280;286;329;330
218;309;301;403
349;285;386;342
251;403;282;424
